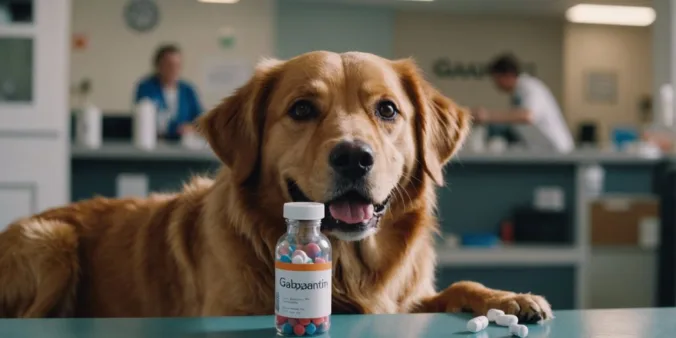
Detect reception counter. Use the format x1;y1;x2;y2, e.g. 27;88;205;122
71;142;660;164
70;142;660;310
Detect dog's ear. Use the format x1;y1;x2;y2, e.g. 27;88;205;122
394;59;471;186
198;58;284;184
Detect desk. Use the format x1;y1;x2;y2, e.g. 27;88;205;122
1;309;674;337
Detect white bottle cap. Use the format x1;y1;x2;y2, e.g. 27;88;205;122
283;202;325;220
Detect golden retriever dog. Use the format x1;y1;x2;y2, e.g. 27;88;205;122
0;51;552;320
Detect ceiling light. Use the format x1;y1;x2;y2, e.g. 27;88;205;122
198;0;240;3
566;4;655;27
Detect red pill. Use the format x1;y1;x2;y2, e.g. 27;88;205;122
298;318;311;325
305;243;321;258
293;324;305;336
288;318;298;326
276;315;287;325
279;247;290;256
314;257;326;264
312;317;324;325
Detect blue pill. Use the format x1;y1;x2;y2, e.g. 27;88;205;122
280;255;292;263
305;323;317;335
289;245;296;253
282;323;293;334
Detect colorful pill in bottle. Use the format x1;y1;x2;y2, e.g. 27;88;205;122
275;202;332;336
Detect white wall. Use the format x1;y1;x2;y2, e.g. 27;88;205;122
277;0;394;59
70;0;275;113
394;13;563;112
652;0;676;121
563;24;652;144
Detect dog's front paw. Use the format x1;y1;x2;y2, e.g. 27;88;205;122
486;293;553;323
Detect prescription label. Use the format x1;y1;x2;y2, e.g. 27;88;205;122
274;262;332;318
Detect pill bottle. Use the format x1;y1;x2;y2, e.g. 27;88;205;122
275;202;332;336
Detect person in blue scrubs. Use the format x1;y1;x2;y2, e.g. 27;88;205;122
134;44;203;139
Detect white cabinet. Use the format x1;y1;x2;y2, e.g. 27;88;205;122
0;185;33;230
0;0;70;226
0;0;70;131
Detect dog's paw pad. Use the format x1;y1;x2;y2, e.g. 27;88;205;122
488;293;552;323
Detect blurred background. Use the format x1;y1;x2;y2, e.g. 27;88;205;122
3;0;676;312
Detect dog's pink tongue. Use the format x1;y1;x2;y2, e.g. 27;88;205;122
329;202;374;224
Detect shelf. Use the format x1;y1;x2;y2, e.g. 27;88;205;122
71;142;217;161
452;149;660;165
592;245;657;254
436;246;583;267
0;24;36;38
586;194;658;203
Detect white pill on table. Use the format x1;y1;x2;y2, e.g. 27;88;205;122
466;315;489;333
509;324;529;337
496;314;518;326
487;308;505;322
479;316;489;326
291;255;305;264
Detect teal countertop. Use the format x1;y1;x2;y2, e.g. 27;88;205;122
71;142;661;165
1;308;675;337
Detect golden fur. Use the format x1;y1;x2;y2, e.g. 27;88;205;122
0;51;552;320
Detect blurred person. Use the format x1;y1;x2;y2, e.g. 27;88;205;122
134;44;203;139
472;54;574;152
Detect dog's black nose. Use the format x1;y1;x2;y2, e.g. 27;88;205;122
329;141;374;180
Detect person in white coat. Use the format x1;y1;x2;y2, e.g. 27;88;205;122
472;54;574;153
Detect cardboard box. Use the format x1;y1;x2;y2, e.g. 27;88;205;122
590;197;659;246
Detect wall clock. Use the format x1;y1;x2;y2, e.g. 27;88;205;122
124;0;160;33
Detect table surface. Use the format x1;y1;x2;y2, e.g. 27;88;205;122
1;308;674;338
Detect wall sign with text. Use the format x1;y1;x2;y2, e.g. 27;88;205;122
432;58;537;80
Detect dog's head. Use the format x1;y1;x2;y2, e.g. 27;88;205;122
199;52;470;241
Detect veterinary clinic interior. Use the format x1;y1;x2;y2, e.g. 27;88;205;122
3;0;676;314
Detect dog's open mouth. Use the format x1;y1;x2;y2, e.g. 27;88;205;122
287;180;390;239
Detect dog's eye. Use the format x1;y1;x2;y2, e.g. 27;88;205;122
375;100;398;121
288;100;318;121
